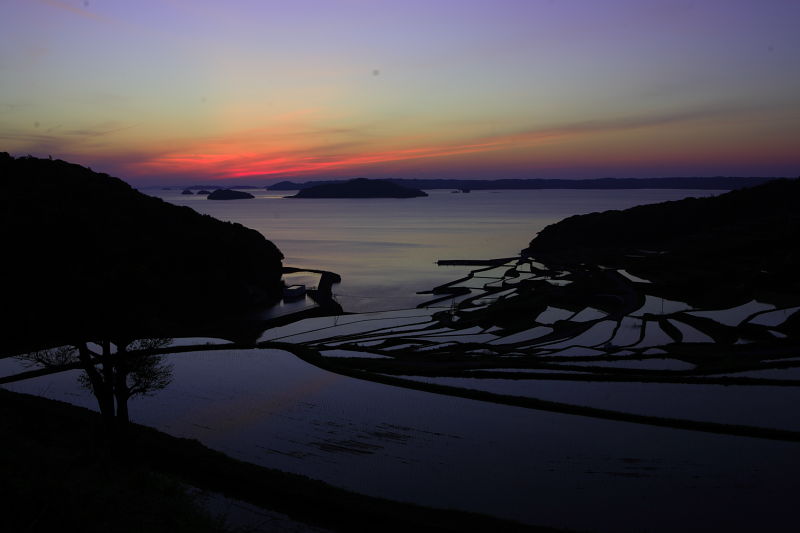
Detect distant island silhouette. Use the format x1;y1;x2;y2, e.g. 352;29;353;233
268;176;777;191
207;189;255;200
289;178;428;198
161;185;261;191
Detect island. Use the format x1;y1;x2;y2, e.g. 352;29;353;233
207;189;255;200
288;178;428;198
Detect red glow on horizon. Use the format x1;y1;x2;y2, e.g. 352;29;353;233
132;139;511;180
118;112;800;183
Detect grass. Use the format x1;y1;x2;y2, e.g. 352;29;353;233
1;390;228;532
0;388;556;532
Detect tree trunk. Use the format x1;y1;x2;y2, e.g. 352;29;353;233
115;392;129;428
76;342;114;427
101;342;118;432
113;342;130;431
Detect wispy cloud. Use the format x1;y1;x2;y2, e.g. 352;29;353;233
482;105;756;147
1;121;142;168
130;104;754;180
128;126;505;179
64;122;139;137
8;102;773;182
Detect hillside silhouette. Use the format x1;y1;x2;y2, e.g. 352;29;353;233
0;154;283;347
525;178;800;303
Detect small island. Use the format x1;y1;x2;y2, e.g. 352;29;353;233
289;178;428;199
207;189;255;200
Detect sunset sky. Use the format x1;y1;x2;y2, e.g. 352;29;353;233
2;0;798;185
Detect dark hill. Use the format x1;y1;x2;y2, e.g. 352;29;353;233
207;189;254;200
0;153;283;346
290;178;427;198
525;178;800;302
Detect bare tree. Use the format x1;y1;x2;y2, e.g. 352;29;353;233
18;338;173;431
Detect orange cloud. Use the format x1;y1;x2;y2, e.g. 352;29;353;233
124;103;783;181
132;137;509;180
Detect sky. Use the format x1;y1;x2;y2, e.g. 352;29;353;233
1;0;798;185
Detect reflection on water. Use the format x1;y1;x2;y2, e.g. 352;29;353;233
4;348;800;532
688;300;776;326
405;376;800;431
9;187;797;531
149;189;720;312
250;296;317;320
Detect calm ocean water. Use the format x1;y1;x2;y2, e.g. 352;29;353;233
149;188;721;312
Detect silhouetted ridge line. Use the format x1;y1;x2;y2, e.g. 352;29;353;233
0;153;283;345
267;177;776;191
525;177;800;304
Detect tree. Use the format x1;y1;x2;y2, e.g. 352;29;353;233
20;338;173;432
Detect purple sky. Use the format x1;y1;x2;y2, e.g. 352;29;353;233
2;0;798;184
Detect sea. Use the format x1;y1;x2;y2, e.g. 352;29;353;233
150;188;719;312
4;188;799;532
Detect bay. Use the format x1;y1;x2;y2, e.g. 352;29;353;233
150;188;721;312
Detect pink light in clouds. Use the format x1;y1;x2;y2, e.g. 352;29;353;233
133;138;511;180
120;103;798;182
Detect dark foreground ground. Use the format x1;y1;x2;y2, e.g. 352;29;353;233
0;388;558;533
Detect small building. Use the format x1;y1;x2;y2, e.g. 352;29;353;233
283;284;306;300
